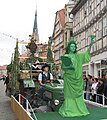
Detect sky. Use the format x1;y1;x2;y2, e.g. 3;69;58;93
0;0;69;66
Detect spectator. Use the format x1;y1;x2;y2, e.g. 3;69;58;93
86;74;93;100
56;66;62;79
4;74;9;93
84;76;88;99
104;74;107;105
96;78;104;104
91;78;98;102
2;75;6;81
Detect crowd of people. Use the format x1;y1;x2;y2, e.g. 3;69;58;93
84;74;107;105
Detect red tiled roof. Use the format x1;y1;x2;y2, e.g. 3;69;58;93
19;54;28;62
21;54;27;57
57;9;65;27
0;65;7;70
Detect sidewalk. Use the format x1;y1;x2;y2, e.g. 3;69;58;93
0;80;18;120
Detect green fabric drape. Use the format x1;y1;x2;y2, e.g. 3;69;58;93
59;51;90;117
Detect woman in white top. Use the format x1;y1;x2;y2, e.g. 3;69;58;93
91;78;98;102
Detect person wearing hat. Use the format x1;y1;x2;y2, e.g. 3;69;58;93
38;64;53;85
38;64;53;98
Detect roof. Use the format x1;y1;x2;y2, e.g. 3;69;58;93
52;9;65;37
56;9;65;27
0;65;7;70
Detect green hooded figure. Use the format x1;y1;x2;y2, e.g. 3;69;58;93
59;35;95;117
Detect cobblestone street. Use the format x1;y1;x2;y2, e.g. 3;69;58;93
0;80;18;120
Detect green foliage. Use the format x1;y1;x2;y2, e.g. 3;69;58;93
26;37;37;55
10;40;20;90
25;56;43;63
7;63;13;73
46;40;54;63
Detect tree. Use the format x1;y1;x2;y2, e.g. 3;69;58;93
10;40;20;90
7;63;13;73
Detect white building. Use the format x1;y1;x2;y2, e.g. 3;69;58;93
64;0;74;48
71;0;107;78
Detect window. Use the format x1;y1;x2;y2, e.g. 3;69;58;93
55;24;60;33
101;0;104;10
98;20;102;39
55;37;60;45
88;1;92;13
94;42;97;51
99;40;102;49
70;31;73;38
85;30;88;46
96;0;100;5
55;35;63;45
103;17;107;36
103;37;107;47
104;0;107;6
84;4;87;18
97;41;99;50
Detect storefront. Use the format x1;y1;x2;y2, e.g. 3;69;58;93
101;59;107;78
94;59;107;78
83;59;107;78
83;64;89;76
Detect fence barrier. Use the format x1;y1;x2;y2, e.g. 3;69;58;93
11;94;38;120
84;91;107;107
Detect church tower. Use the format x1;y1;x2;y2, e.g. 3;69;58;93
33;8;39;43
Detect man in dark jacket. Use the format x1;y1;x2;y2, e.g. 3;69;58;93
4;74;9;93
104;74;107;105
96;78;104;104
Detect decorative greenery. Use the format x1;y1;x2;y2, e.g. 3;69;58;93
7;63;13;73
26;35;37;56
46;39;54;63
9;40;20;90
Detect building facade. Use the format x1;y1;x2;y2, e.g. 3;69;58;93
64;0;74;48
0;65;7;78
71;0;107;78
53;9;65;65
36;43;48;61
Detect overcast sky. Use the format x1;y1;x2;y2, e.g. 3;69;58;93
0;0;68;65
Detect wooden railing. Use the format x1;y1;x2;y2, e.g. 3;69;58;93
11;95;33;120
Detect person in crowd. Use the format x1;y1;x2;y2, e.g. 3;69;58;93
59;34;94;117
38;64;53;98
96;78;104;104
4;73;9;94
86;74;93;100
2;75;6;81
83;76;88;99
104;74;107;105
91;78;98;102
56;66;62;79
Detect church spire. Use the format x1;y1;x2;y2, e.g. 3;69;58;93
33;7;39;43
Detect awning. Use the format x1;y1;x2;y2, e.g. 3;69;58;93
95;60;101;64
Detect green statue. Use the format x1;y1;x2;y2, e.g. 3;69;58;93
59;33;95;117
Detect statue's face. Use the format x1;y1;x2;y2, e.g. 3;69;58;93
70;44;76;53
